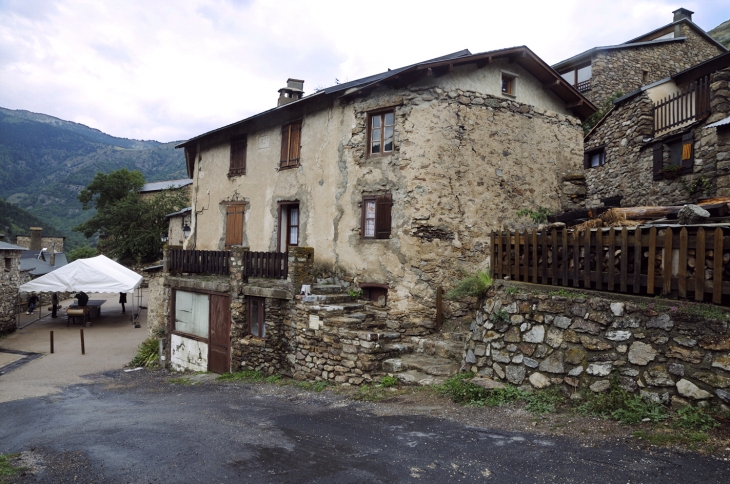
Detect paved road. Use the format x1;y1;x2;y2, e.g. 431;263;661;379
1;371;728;483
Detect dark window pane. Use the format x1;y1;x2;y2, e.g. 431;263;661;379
371;141;380;154
251;301;259;336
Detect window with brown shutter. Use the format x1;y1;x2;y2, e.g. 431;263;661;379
224;204;244;248
280;121;301;169
654;131;694;181
229;137;247;176
361;194;392;239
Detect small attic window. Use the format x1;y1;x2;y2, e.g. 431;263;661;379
653;31;674;41
501;72;517;97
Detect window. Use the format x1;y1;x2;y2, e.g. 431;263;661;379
280;121;301;169
652;132;694;180
249;297;265;338
360;283;388;305
174;291;209;339
278;202;300;251
501;73;515;96
229;137;247;176
368;111;394;155
559;65;591;93
361;194;392;239
4;258;11;271
224;203;245;248
584;147;606;169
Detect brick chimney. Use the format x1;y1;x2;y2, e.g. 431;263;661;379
30;227;42;250
50;242;56;266
672;8;693;22
277;78;304;106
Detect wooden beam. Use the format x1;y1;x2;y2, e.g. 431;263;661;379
566;100;584;109
475;57;492;69
435;64;453;78
543;79;562;89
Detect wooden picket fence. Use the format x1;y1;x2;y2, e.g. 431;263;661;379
169;249;230;275
491;226;730;304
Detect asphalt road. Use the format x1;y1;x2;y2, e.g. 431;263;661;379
1;371;728;483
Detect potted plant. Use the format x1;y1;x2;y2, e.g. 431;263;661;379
661;164;681;180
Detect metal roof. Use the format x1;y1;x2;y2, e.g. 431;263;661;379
705;116;730;129
165;207;192;219
0;241;27;251
140;179;193;192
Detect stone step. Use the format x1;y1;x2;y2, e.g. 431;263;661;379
409;336;465;361
311;284;348;294
383;354;459;377
394;370;448;386
381;342;415;354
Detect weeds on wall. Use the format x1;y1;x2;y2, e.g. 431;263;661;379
446;271;493;300
575;377;668;424
516;207;553;225
680;175;713;198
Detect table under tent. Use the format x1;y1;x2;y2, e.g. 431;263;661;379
18;255;143;327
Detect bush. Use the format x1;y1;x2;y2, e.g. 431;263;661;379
380;375;398;388
673;406;719;432
129;338;160;368
446;271;492;300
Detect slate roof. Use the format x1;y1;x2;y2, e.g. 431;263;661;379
140;179;193;193
19;250;69;276
0;241;28;251
165;207;192;219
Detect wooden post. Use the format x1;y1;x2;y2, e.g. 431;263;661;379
583;229;591;289
595;228;603;291
679;227;688;298
50;331;54;354
524;231;530;283
505;231;512;281
561;229;568;287
541;230;547;284
663;227;673;296
696;228;705;301
647;227;657;295
515;230;521;282
713;227;723;304
552;229;559;286
573;230;580;288
620;227;628;293
80;328;85;355
633;227;642;294
496;231;503;281
608;228;615;291
491;231;496;280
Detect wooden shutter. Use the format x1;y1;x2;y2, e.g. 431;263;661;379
375;194;392;239
230;138;246;175
225;205;244;248
288;122;301;166
583;152;590;169
680;132;694;170
652;144;663;181
280;125;290;168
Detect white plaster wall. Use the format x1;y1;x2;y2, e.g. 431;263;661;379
170;333;208;372
411;60;572;115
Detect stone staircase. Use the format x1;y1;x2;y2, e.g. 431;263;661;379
302;283;467;386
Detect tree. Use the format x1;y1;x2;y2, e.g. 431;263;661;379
67;246;97;262
74;169;188;263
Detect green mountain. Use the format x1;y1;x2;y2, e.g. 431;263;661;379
0;198;66;243
0;107;188;250
709;18;730;49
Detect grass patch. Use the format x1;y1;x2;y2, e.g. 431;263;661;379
525;387;564;414
380;375;398;388
169;377;193;385
0;454;23;482
217;370;267;382
129;337;160;368
294;380;329;392
575;377;668;425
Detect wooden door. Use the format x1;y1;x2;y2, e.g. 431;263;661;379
208;294;231;374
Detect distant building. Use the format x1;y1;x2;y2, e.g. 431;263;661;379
0;241;26;334
15;227;65;253
14;227;68;278
139;179;193;202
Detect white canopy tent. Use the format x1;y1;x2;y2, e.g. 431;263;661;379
19;255;143;322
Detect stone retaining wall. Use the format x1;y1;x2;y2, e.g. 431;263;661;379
463;282;730;408
0;249;23;334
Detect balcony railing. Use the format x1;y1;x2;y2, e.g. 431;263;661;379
169;249;230;275
653;76;710;135
576;79;591;93
243;251;288;280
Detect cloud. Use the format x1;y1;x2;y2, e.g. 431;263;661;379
0;0;728;142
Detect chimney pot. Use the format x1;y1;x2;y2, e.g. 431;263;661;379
277;78;305;106
672;7;693;22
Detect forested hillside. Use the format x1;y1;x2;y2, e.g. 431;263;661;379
0;107;187;250
709;18;730;49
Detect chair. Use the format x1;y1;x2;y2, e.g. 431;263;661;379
66;308;90;327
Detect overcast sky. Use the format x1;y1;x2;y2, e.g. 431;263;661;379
1;0;728;142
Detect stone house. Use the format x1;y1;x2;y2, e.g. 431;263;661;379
552;8;726;108
15;227;65;253
0;241;27;334
583;51;730;208
152;46;596;379
139;179;193;202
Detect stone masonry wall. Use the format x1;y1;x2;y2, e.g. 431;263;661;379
0;250;22;334
464;282;730;408
588;25;724;107
584;69;730;208
14;236;65;253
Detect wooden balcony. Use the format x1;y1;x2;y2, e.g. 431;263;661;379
653;76;710;135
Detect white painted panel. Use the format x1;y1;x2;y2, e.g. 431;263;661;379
175;291;209;338
170;333;208;372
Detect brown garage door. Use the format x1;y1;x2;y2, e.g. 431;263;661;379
208;294;231;374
